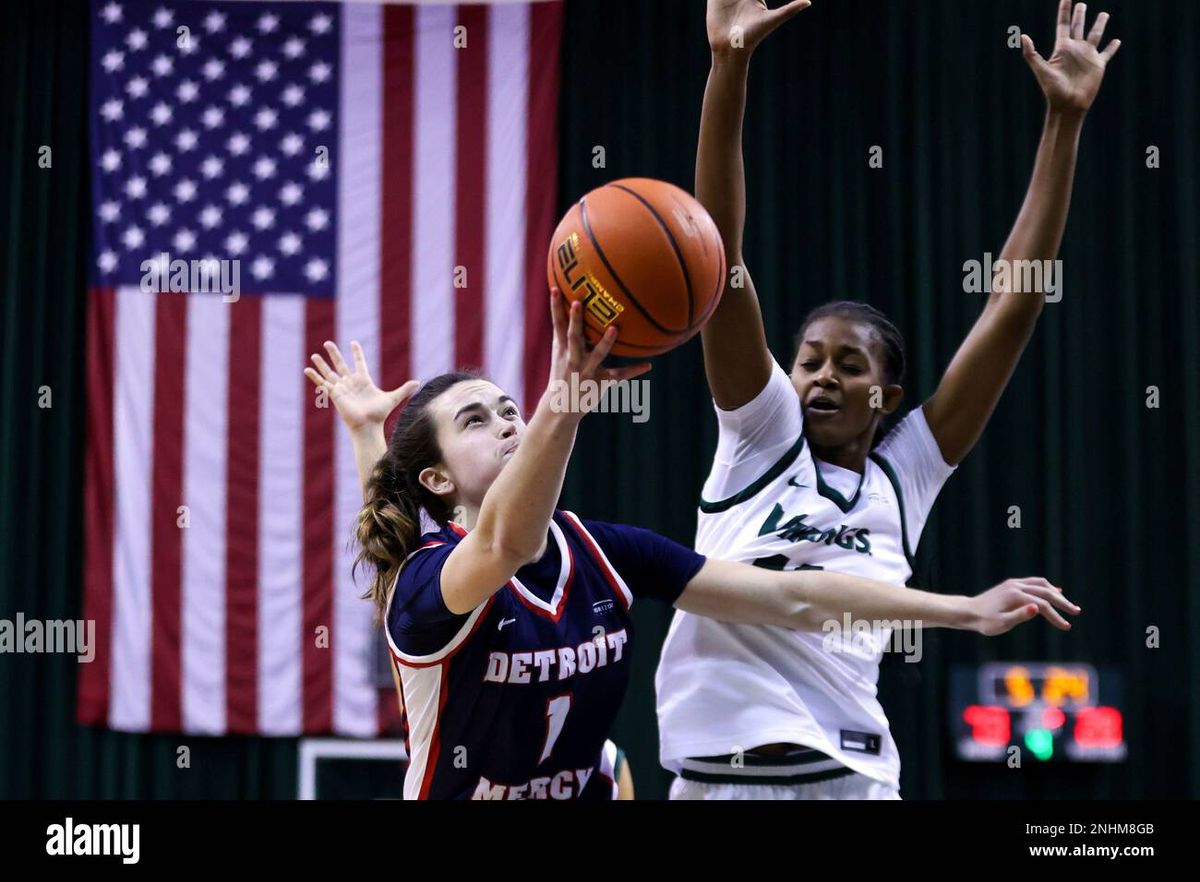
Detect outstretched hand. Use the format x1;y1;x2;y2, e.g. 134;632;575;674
304;340;418;433
1021;0;1121;115
707;0;811;58
968;577;1081;636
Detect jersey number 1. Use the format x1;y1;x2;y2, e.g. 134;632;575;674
539;694;573;764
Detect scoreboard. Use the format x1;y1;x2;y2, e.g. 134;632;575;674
950;662;1126;762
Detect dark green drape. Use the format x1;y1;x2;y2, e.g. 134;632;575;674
2;0;1197;800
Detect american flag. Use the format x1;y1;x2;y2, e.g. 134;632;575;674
80;0;562;736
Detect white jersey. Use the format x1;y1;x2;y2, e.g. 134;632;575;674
655;359;956;791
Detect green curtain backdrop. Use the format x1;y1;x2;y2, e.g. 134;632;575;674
2;0;1197;800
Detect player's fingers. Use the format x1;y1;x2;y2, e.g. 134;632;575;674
549;288;568;347
768;0;811;28
1086;10;1109;45
1020;583;1081;615
1012;576;1057;589
1020;593;1072;630
1071;2;1087;40
303;367;330;392
567;300;586;364
993;604;1039;635
583;326;618;374
1100;38;1121;62
388;379;420;409
350;340;371;378
1021;34;1047;73
1014;577;1076;604
310;352;338;383
324;340;351;376
1055;0;1072;41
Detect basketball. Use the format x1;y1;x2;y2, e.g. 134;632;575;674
546;178;727;357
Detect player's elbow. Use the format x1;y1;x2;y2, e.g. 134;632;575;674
783;601;827;632
485;529;542;572
454;521;532;583
765;579;823;631
773;573;832;631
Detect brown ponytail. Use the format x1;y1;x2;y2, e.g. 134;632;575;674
353;371;481;622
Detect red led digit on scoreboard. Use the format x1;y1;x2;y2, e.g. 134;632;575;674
963;705;1010;747
1073;706;1123;749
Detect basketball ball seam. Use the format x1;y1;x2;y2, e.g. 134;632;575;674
608;182;697;329
579;195;689;336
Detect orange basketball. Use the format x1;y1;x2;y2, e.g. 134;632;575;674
546;178;726;357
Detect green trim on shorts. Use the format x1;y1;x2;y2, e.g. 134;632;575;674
678;765;856;786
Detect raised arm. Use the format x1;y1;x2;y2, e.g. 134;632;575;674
696;0;810;409
678;558;1080;636
304;340;418;501
439;292;650;614
923;0;1121;465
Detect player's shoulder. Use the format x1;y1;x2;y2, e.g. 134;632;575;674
392;522;462;590
556;512;663;577
554;510;623;560
561;511;643;546
412;521;463;555
871;404;951;472
715;357;796;422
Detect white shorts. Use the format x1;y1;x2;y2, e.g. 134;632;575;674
669;773;900;800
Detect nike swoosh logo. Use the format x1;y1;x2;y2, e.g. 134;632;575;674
787;476;808;488
498;617;517;631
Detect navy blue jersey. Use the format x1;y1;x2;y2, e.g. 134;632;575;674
385;510;706;800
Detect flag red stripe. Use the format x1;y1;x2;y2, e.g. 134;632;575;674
378;10;414;735
303;298;336;732
454;5;489;372
381;3;415;434
79;287;116;726
523;0;563;410
150;295;187;731
225;297;262;734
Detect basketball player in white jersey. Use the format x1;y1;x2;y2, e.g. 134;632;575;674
657;0;1120;798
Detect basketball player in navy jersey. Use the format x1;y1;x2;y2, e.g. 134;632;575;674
304;291;1079;800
